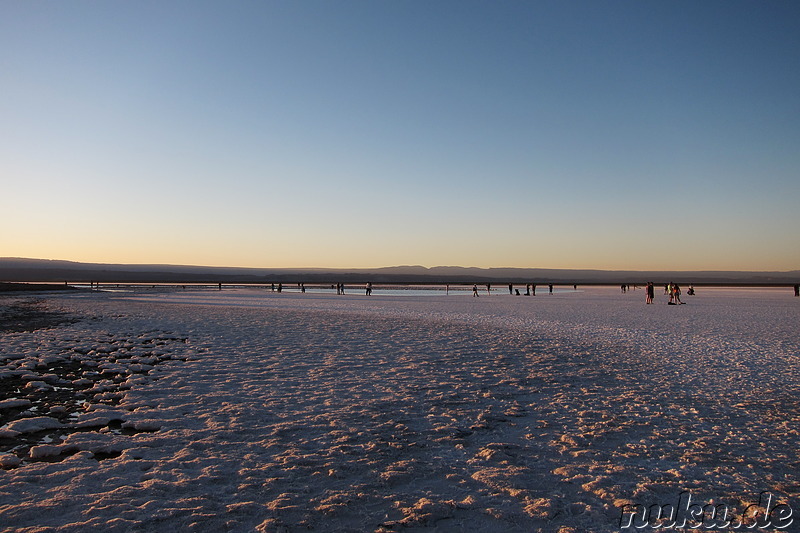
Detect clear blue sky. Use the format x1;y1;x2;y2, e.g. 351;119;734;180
2;1;798;270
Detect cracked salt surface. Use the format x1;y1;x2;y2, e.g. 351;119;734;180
0;286;798;532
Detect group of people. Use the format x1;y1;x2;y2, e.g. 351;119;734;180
472;283;556;297
640;282;695;304
641;281;695;305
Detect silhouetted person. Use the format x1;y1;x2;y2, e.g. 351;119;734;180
509;283;513;295
794;284;799;297
365;282;372;296
473;284;479;297
549;284;553;295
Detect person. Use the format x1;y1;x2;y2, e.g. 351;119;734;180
525;284;530;296
672;283;682;304
277;283;282;293
487;283;491;295
621;284;626;293
509;283;513;295
473;284;479;297
531;284;536;296
646;282;654;304
365;282;372;296
794;284;799;297
549;284;553;295
515;288;521;296
687;285;695;296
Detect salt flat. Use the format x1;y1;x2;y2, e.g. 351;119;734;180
1;287;798;532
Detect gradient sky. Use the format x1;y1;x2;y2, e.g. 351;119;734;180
2;1;799;271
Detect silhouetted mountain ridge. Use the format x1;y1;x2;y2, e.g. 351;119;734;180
1;258;797;285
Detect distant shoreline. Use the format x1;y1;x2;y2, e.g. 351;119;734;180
2;281;796;292
0;282;80;293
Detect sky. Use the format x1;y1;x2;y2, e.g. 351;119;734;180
2;1;799;271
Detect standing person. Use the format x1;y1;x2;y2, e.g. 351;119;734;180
646;282;654;304
508;283;513;295
549;284;553;295
794;284;799;297
277;283;283;293
531;284;536;296
525;284;531;296
487;283;491;295
365;282;372;296
473;284;479;297
673;283;682;304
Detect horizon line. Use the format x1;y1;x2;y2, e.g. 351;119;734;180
2;257;798;275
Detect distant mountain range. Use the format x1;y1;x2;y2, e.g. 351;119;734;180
1;258;797;285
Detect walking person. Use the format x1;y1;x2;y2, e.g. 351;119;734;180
365;282;372;296
473;284;479;297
